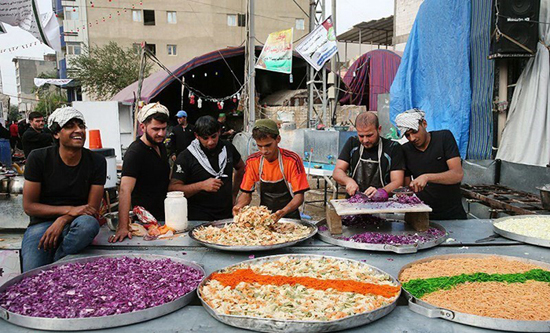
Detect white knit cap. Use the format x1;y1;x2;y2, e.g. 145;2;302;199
48;106;86;129
137;102;169;123
395;108;426;137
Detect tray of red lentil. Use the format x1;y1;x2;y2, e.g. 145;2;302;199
0;254;204;331
398;254;550;332
198;254;401;332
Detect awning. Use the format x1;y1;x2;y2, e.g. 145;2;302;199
337;16;394;46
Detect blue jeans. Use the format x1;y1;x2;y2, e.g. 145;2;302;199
21;215;100;272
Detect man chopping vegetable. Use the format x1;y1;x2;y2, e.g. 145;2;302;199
395;108;466;220
333;112;405;198
110;102;171;242
233;119;309;220
22;107;106;271
169;115;245;221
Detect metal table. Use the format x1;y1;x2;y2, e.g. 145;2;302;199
0;218;544;333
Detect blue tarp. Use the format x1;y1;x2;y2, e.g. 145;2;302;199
390;0;472;157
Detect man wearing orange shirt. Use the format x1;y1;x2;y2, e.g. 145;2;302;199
233;119;309;220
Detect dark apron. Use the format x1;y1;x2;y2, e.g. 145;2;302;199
259;152;301;220
351;140;385;192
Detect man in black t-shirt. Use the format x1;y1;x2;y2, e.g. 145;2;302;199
333;112;405;198
395;108;467;220
110;103;171;243
169;115;245;221
22;107;106;271
21;111;53;158
167;110;195;161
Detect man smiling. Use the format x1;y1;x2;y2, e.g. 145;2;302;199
110;103;170;242
22;107;106;271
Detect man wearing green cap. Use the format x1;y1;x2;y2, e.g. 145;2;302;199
233;119;309;220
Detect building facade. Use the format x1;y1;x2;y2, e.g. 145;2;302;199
393;0;424;50
59;0;310;100
12;55;57;113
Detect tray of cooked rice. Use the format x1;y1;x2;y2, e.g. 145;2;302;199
198;254;401;332
493;215;550;248
398;254;550;332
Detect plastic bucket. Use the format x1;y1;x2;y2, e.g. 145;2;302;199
88;129;103;149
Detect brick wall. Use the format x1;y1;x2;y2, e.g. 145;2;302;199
394;0;425;48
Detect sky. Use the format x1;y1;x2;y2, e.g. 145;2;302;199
0;0;394;105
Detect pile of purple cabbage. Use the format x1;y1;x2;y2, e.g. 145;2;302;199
343;227;445;245
348;191;424;205
0;257;203;318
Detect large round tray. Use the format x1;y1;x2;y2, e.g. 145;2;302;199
189;218;318;252
317;220;447;254
493;215;550;248
197;254;401;333
0;254;205;331
398;253;550;332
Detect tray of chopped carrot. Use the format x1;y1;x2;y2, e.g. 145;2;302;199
198;254;401;332
398;254;550;332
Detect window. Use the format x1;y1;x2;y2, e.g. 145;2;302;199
132;10;142;22
132;43;141;54
237;14;246;27
227;14;237;26
65;7;79;20
167;11;177;24
167;44;177;56
144;10;155;26
145;43;156;55
66;42;82;55
295;18;305;30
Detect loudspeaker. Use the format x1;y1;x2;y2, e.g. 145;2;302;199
490;0;540;58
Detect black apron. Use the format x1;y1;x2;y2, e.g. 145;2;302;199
259;152;301;220
351;139;385;192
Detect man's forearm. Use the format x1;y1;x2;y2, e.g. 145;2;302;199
333;168;353;186
424;170;463;185
280;193;304;217
24;203;73;218
235;191;252;208
118;188;132;229
232;170;245;198
383;180;401;194
168;180;204;197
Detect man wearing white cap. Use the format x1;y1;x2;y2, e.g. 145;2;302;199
110;102;170;242
395;108;466;220
22;106;106;271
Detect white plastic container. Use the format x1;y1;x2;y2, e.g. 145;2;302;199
164;191;188;232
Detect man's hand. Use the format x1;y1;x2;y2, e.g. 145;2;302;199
232;205;242;217
38;216;69;250
410;174;429;193
364;186;378;198
228;129;235;135
273;210;286;222
202;178;223;192
67;204;96;217
109;227;132;243
171;154;177;162
345;180;359;196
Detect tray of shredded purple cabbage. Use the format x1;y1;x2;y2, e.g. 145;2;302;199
0;255;204;331
317;217;447;254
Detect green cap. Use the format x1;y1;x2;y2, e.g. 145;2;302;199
218;113;226;117
253;119;279;135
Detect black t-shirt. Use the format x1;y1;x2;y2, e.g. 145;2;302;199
172;140;241;221
24;146;107;225
168;124;195;157
21;128;53;158
122;139;170;220
402;130;467;220
338;136;405;185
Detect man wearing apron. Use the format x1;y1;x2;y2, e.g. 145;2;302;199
333;112;405;198
234;119;310;220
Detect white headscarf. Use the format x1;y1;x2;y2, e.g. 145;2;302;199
137;102;169;123
48;106;86;128
395;108;426;137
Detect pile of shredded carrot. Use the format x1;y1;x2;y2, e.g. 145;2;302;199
210;269;400;298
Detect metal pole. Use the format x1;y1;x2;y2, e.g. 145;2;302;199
248;0;256;130
497;60;508;146
359;29;362;55
321;0;327;124
307;0;316;128
330;0;337;125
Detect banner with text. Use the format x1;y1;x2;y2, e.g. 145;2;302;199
255;28;293;74
296;16;338;72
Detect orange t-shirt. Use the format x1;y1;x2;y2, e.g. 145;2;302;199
240;148;310;194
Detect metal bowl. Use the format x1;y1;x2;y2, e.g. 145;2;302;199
189;218;318;252
198;254;400;332
0;254;205;331
398;253;550;332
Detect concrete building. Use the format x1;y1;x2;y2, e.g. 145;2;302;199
59;0;310;101
393;0;424;50
12;55;57;113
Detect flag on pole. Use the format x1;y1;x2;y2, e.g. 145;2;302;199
255;28;293;74
296;16;338;72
